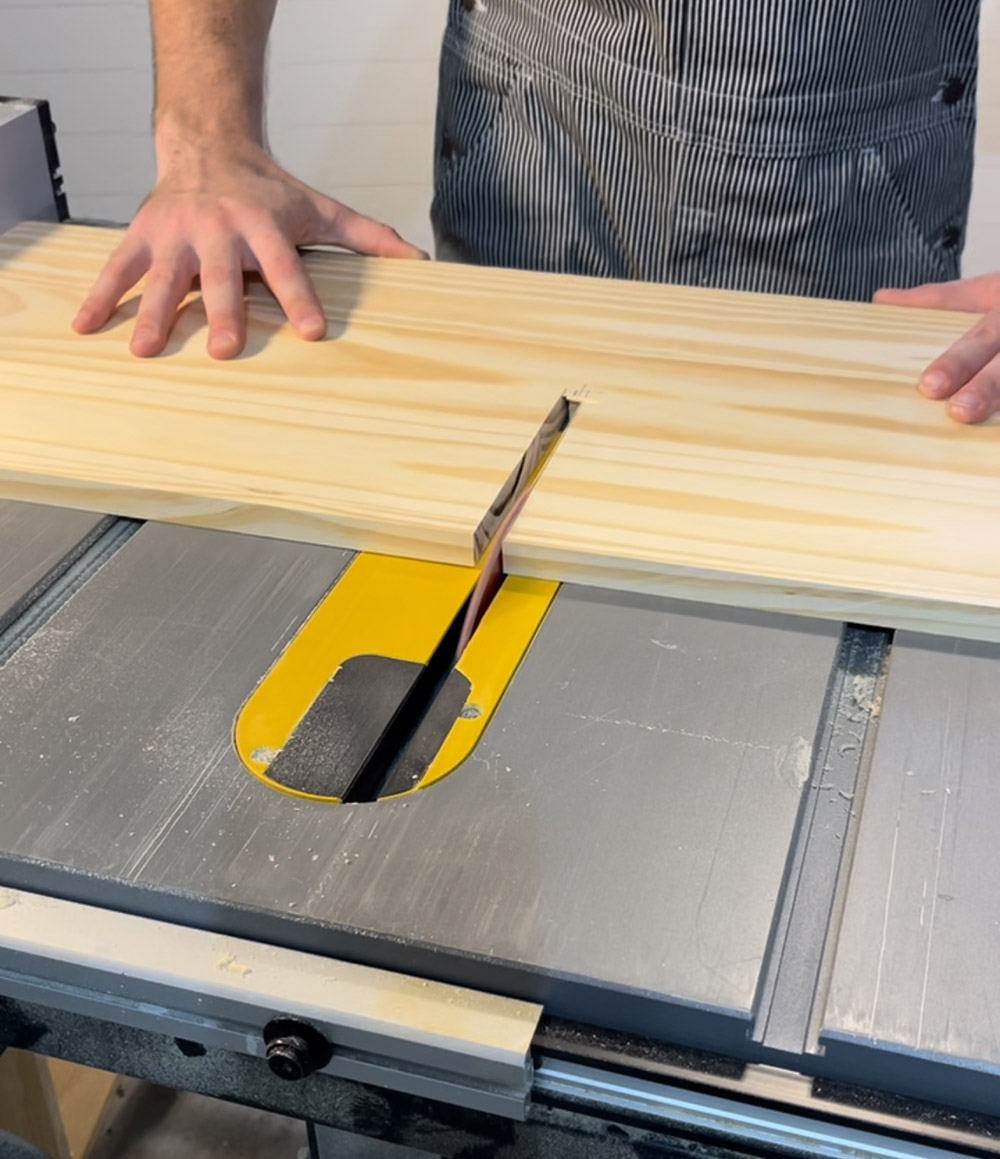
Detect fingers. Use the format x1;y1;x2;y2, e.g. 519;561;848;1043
71;156;424;359
252;232;327;341
874;275;1000;423
197;240;248;360
873;275;997;314
944;360;1000;424
314;196;429;260
918;312;1000;421
253;196;429;342
73;239;151;334
129;250;197;357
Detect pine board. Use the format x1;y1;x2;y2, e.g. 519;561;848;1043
503;287;1000;641
46;1060;121;1159
0;1050;71;1159
0;222;563;565
3;221;999;641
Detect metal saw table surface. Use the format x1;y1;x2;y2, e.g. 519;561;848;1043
0;499;999;1121
825;630;1000;1112
0;506;835;1039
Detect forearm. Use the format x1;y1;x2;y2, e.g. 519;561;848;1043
150;0;277;167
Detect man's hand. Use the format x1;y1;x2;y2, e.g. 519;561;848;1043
73;146;426;360
73;0;425;360
874;274;1000;424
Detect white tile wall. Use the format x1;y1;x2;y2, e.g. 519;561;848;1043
1;0;998;270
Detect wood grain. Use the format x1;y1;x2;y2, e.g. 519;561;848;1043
3;221;998;640
504;291;1000;639
0;222;562;564
0;1050;71;1159
47;1061;121;1159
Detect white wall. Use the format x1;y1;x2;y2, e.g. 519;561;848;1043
1;0;998;272
965;0;1000;275
0;0;448;249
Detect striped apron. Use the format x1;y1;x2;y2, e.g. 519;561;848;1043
431;0;979;300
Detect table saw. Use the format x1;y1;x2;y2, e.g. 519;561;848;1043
2;94;1000;1159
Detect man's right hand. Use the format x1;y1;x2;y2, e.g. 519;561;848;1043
73;144;427;360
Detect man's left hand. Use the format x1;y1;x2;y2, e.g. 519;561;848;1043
874;274;1000;423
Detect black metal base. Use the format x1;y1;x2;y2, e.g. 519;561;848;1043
4;998;1000;1159
0;999;768;1159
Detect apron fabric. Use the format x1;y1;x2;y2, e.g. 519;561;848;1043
431;0;980;300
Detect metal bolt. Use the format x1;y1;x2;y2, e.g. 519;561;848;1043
263;1016;333;1082
266;1035;313;1081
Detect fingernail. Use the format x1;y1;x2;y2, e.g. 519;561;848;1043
209;332;239;359
130;330;157;356
921;371;948;396
949;395;978;419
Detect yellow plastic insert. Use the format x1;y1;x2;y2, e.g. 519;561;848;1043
407;575;558;795
235;553;478;800
235;553;557;801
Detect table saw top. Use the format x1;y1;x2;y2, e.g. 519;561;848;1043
0;498;997;1119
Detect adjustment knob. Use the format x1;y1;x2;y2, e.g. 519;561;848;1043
263;1016;333;1081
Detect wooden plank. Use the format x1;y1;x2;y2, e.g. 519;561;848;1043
46;1060;121;1159
503;292;1000;642
0;1050;71;1159
0;222;563;566
4;221;1000;640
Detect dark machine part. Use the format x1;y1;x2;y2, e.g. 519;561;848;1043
263;1016;334;1082
0;95;68;230
2;998;999;1159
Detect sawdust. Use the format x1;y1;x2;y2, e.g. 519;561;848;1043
850;673;882;718
216;952;252;978
775;735;813;790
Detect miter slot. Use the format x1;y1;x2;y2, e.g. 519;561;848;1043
751;622;893;1059
0;507;115;638
473;394;578;560
0;515;142;667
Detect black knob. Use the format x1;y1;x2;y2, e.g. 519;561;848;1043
263;1016;333;1081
